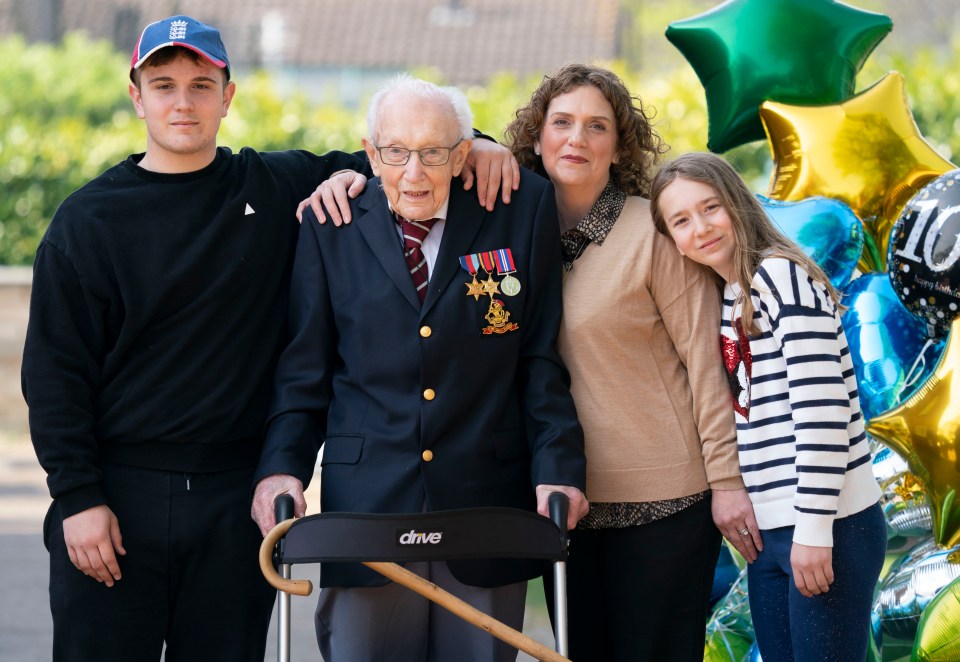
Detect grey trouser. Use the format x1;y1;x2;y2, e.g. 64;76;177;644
315;561;527;661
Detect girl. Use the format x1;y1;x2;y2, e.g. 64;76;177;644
650;152;885;662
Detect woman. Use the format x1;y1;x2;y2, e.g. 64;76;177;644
503;64;758;661
650;152;885;662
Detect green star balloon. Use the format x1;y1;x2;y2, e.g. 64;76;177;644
665;0;892;153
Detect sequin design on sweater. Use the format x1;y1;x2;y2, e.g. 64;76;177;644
721;318;752;419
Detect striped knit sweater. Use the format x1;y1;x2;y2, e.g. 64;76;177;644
721;258;880;547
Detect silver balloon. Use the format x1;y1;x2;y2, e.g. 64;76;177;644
873;540;960;640
872;445;910;487
887;538;942;578
869;610;883;662
872;444;933;538
708;567;751;629
883;494;933;538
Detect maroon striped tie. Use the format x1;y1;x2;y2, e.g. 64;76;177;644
395;214;439;303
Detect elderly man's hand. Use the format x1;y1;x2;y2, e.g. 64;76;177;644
461;140;520;210
295;171;368;226
251;474;307;537
535;484;589;531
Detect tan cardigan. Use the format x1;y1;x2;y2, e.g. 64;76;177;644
558;196;742;502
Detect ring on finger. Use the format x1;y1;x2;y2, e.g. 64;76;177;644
738;527;750;536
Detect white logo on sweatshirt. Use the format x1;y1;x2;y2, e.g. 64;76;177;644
244;203;255;216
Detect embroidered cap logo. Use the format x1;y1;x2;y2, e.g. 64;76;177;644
169;19;188;40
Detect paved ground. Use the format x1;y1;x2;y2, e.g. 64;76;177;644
0;434;554;661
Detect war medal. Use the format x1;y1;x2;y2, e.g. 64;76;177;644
494;248;521;296
459;248;521;334
478;252;501;297
481;274;501;297
459;254;485;301
483;298;519;335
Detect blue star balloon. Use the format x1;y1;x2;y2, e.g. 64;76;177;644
666;0;892;152
759;195;863;290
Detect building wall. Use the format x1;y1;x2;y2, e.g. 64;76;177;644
0;268;30;437
0;0;621;88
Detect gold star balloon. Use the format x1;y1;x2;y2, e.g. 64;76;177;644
762;72;956;273
868;317;960;547
665;0;892;153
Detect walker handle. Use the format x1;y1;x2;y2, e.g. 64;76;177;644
275;494;294;523
547;491;571;656
548;491;569;536
273;495;295;568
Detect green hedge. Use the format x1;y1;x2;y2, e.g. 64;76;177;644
0;34;363;265
2;32;958;265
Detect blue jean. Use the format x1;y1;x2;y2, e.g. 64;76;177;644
747;503;885;662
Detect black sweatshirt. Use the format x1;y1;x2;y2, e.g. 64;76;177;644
22;146;368;518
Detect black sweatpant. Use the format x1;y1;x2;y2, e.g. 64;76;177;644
44;463;276;662
544;496;721;662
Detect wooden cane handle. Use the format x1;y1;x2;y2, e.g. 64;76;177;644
259;518;313;596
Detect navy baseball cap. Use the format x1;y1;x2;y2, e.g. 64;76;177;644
131;15;230;78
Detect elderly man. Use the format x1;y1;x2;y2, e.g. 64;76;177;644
251;76;587;661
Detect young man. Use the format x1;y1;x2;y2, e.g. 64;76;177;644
22;15;516;661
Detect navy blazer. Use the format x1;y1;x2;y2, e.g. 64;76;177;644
255;169;585;587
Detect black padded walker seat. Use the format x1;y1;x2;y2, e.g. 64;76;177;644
260;494;572;662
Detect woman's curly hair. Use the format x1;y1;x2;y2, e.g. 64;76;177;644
504;64;668;197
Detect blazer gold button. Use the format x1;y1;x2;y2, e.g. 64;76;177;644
420;326;432;338
422;450;434;462
423;388;435;400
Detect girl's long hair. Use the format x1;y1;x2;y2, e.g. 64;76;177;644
650;152;841;336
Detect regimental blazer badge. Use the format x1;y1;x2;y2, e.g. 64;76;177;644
721;318;752;419
459;249;520;334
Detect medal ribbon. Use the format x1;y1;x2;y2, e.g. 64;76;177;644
459;254;481;275
478;251;497;273
494;248;515;275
